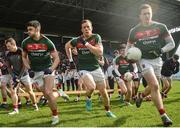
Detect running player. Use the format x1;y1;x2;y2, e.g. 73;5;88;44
5;37;38;115
161;54;179;98
0;57;10;109
65;19;116;118
126;4;175;126
21;20;61;125
114;45;137;105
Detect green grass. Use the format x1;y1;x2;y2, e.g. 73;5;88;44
0;81;180;127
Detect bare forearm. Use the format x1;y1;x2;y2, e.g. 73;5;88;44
125;42;133;55
65;42;73;61
22;57;30;69
162;36;175;53
86;43;103;57
51;57;60;71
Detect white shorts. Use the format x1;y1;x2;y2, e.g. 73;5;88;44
161;75;172;80
20;75;32;86
0;74;31;87
31;71;55;87
139;57;163;77
79;67;105;83
0;74;12;86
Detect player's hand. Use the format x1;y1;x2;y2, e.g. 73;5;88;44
120;75;127;82
79;37;87;45
28;69;35;78
0;62;3;68
149;49;163;57
12;75;20;89
43;68;53;75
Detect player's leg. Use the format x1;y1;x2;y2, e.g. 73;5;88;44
137;59;172;126
116;77;127;102
0;81;8;109
43;75;59;125
80;70;96;111
0;75;12;107
9;85;19;115
163;78;172;97
92;68;116;118
33;71;59;125
108;76;114;98
21;75;38;111
124;81;132;106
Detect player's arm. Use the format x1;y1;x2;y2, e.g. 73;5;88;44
50;51;60;71
132;63;138;73
114;64;121;77
161;25;175;53
112;57;121;77
65;41;74;61
22;51;31;69
81;34;103;57
173;62;179;74
161;36;175;53
125;29;135;55
98;56;105;66
85;43;103;57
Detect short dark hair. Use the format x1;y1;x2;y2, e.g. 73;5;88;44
173;54;179;61
5;37;16;45
113;50;119;54
26;20;41;29
119;44;126;50
139;4;152;14
81;19;92;26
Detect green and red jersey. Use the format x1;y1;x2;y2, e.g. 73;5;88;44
115;56;134;75
70;34;102;71
128;21;169;59
21;35;56;71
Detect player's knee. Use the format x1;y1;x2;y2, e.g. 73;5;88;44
150;83;159;91
89;87;95;92
44;90;52;97
121;87;127;95
127;88;132;94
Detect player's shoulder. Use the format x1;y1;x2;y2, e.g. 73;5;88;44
130;24;141;32
42;35;53;43
22;36;31;44
5;50;10;57
114;55;120;61
70;36;80;44
17;47;23;53
92;33;101;39
152;21;167;28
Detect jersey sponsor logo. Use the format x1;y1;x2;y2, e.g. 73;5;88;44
135;28;160;40
119;60;128;65
77;42;86;48
76;39;96;48
26;43;48;51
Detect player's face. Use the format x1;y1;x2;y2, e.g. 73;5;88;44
81;22;93;37
139;8;152;25
6;42;15;52
27;26;38;38
119;49;125;57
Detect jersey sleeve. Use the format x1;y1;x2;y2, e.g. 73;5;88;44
160;24;170;39
21;40;27;52
70;38;78;47
128;29;136;44
115;56;120;65
95;34;102;44
47;39;56;52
